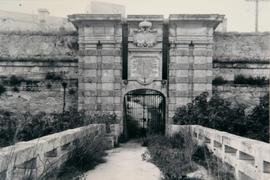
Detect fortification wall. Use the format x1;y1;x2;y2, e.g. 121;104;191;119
0;32;78;77
213;85;268;107
214;32;270;62
0;30;269;113
0;80;78;113
213;32;270;80
0;31;79;113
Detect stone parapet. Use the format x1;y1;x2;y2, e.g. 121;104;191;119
0;124;108;180
169;125;270;180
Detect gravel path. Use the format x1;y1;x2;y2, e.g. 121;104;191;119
82;141;162;180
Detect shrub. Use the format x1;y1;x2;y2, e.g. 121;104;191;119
173;92;269;142
68;88;76;95
145;132;235;180
84;112;119;125
0;84;6;96
12;86;19;92
246;93;269;142
212;76;227;85
45;72;63;81
0;110;17;147
9;75;24;86
16;112;54;141
145;131;197;180
46;83;52;89
2;76;41;91
0;110;119;147
234;74;268;86
41;132;107;180
54;134;107;179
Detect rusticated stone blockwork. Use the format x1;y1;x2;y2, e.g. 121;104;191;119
68;14;123;117
168;14;224;122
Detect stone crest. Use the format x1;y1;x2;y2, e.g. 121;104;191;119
133;20;158;47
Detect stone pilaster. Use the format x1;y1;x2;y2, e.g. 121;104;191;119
68;14;122;116
168;14;224;122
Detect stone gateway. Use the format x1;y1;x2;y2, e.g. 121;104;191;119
68;14;224;135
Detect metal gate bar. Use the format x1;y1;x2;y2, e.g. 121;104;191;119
124;91;165;137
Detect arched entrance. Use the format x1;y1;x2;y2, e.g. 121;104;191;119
123;89;166;138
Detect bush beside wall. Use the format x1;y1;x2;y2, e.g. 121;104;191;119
0;110;119;148
173;92;269;142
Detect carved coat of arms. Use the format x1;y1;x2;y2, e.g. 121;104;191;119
133;20;158;47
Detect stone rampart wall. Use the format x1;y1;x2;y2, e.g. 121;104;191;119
213;32;270;80
0;80;78;113
0;32;78;113
213;85;268;107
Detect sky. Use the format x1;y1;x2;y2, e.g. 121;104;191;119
0;0;269;32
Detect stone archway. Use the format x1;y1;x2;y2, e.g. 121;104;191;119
123;89;166;138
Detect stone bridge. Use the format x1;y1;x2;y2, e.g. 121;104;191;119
1;124;270;180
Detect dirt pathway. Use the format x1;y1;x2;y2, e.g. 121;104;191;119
82;142;162;180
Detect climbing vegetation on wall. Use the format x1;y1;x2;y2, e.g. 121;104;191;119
212;75;269;86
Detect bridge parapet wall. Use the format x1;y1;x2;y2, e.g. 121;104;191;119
169;124;270;180
0;124;106;180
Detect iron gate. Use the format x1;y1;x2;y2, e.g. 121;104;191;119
124;90;165;138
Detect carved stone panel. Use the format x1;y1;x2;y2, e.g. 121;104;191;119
129;54;162;85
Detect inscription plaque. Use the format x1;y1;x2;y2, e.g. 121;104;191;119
129;55;161;84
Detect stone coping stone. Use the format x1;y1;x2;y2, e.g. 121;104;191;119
191;125;270;160
68;14;122;21
169;14;225;21
127;15;164;21
0;124;105;172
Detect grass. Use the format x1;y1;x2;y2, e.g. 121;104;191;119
43;133;107;180
142;131;198;180
192;146;235;180
143;132;236;180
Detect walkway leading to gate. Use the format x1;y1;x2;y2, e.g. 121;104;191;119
83;142;162;180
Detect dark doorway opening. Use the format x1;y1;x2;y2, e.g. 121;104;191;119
124;89;166;139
